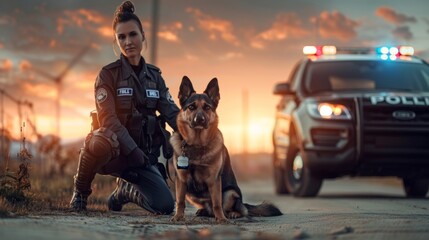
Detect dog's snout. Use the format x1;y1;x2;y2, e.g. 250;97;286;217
193;112;206;125
192;112;207;128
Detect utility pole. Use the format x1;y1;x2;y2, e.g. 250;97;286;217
1;92;3;163
242;89;249;169
150;0;160;65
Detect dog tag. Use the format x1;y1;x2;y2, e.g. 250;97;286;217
177;155;189;169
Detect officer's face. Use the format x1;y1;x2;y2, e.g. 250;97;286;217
115;20;144;64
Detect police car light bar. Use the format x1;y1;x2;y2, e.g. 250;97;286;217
399;46;414;56
376;46;414;56
303;46;337;56
304;45;414;57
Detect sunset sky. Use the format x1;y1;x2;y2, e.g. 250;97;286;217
1;0;429;154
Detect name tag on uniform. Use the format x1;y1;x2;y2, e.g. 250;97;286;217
117;88;133;96
146;89;160;98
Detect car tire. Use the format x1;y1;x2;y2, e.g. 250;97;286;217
403;178;429;198
285;132;323;197
273;150;289;194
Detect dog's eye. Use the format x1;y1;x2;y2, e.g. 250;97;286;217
188;105;196;111
203;105;211;111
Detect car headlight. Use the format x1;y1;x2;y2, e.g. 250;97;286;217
307;102;352;120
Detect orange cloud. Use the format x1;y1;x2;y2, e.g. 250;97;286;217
312;10;359;42
50;39;56;48
185;54;199;61
0;59;13;71
97;26;113;38
158;21;183;42
186;7;239;46
21;82;57;100
251;13;310;49
66;70;96;91
0;41;3;49
158;31;179;42
375;6;417;25
218;52;243;61
19;60;32;71
64;8;105;27
57;8;111;39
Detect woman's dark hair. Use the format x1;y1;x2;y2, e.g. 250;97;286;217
113;1;144;33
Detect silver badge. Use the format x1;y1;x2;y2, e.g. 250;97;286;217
146;89;160;98
96;88;107;103
117;88;133;96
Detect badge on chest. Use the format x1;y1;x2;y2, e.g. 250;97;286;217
146;89;160;98
117;88;133;96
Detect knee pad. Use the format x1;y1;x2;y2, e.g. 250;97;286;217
85;127;120;160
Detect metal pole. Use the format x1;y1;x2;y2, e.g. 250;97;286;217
150;0;160;65
242;89;248;168
56;81;60;140
18;103;22;143
1;90;3;162
56;81;61;165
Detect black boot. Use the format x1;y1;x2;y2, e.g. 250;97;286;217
70;148;96;211
70;191;89;211
107;178;147;211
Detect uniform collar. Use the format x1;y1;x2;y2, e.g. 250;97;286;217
120;54;149;80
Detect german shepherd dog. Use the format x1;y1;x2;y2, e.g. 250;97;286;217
170;76;282;222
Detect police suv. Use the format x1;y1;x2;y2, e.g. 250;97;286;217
272;45;429;197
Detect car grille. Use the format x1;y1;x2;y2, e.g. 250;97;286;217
361;98;429;162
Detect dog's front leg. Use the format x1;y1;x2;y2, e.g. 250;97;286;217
171;178;187;222
208;178;228;223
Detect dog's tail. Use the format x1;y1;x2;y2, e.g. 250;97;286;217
244;201;283;217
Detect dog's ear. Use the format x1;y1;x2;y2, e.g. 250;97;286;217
178;76;196;108
204;78;220;109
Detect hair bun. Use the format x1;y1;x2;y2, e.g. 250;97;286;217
116;1;135;15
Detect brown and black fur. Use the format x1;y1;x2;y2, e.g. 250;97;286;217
170;76;282;222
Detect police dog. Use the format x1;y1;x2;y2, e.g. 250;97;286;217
170;76;282;222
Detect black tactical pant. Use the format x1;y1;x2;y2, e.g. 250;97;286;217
116;164;174;214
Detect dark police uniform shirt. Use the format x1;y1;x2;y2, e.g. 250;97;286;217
94;54;179;155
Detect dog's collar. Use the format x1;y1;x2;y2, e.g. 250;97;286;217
180;139;206;159
181;139;205;150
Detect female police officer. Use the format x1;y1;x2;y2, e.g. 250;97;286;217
70;1;179;214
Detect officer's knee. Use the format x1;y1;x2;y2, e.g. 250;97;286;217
85;127;119;159
80;128;120;171
149;192;174;215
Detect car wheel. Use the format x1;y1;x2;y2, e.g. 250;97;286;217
403;178;429;198
273;150;289;194
285;134;323;197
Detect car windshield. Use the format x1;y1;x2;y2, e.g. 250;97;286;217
305;60;429;93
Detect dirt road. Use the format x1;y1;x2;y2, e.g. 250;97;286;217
1;177;429;239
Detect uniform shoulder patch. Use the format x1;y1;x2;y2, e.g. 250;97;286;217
103;60;121;70
96;87;108;103
166;90;175;104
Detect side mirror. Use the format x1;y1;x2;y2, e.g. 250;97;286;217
273;82;294;95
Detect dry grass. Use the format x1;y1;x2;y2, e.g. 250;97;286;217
0;152;273;218
0;160;120;217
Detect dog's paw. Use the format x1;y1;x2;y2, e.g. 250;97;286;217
227;211;242;219
170;214;185;222
215;216;229;224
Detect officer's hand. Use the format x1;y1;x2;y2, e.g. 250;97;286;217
128;147;149;168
